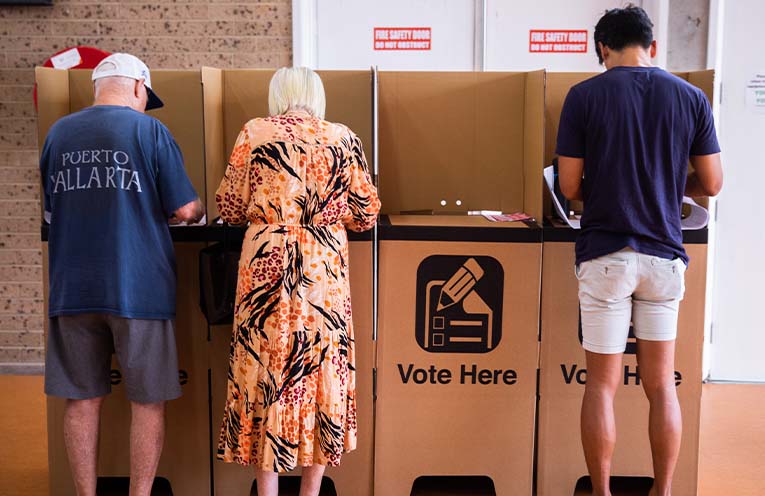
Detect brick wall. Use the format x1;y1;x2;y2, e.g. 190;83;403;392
0;1;292;372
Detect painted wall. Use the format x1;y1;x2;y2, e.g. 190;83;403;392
710;0;765;381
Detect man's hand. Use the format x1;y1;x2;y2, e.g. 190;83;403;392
687;153;723;197
558;156;585;201
170;198;205;225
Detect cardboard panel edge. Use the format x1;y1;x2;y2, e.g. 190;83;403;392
35;67;70;150
523;69;545;224
688;69;715;104
35;67;70;219
202;67;225;220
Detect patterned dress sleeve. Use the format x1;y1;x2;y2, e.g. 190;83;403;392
344;131;381;232
216;127;252;225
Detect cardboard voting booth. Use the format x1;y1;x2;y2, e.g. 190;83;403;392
202;68;376;496
537;70;715;496
202;68;375;220
374;71;545;496
36;67;211;496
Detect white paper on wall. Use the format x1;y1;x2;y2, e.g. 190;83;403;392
50;48;82;70
745;73;765;113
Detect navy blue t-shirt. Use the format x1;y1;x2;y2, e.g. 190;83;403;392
556;67;720;265
40;105;198;319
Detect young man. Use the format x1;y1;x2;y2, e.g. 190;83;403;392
41;53;204;496
556;6;723;496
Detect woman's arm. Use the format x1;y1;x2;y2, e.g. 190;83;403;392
344;132;381;232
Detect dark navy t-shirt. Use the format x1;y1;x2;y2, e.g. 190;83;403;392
40;105;198;319
556;67;720;265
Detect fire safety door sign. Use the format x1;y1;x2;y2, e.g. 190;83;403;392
529;30;588;53
374;27;432;50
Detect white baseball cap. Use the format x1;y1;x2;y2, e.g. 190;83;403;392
92;53;164;110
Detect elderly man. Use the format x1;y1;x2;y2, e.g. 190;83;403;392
556;6;722;496
40;53;204;496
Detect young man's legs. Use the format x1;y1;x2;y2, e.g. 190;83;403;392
577;249;638;495
636;339;682;496
582;351;623;496
633;258;685;496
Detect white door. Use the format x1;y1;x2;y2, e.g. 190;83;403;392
709;0;765;381
485;0;668;71
295;0;479;70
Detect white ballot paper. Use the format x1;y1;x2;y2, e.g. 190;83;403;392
170;214;207;227
543;166;581;229
543;165;709;230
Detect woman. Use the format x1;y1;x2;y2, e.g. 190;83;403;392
215;67;380;496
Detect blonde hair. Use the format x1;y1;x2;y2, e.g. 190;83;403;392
268;67;326;119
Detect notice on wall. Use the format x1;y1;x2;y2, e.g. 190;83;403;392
746;73;765;113
50;47;82;69
529;30;588;53
374;27;432;50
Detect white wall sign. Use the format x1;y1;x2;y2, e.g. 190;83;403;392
745;73;765;113
50;47;82;70
374;27;432;51
529;30;588;53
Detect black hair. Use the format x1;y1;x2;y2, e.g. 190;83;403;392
594;4;654;64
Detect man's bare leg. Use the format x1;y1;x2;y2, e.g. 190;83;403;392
581;351;624;496
637;339;681;496
64;397;105;496
129;401;166;496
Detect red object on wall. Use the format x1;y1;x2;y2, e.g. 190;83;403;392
34;46;112;111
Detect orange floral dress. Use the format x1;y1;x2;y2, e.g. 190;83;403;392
215;110;380;472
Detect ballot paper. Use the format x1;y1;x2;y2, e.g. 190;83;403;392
482;212;533;222
169;214;207;227
543;166;581;229
543;165;709;230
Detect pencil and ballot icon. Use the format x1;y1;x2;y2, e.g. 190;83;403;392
416;256;504;353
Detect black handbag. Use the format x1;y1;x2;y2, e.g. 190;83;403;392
199;225;242;325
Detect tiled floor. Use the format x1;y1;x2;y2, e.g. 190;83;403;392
1;376;762;495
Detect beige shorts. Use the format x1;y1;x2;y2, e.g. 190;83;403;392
576;247;686;354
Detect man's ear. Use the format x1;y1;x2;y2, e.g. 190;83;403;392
650;40;657;58
598;42;609;63
134;79;145;99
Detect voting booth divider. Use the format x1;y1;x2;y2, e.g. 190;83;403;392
35;64;715;496
536;71;715;496
374;71;545;496
36;67;212;496
201;68;377;495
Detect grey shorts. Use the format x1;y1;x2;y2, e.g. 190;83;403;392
44;313;182;403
